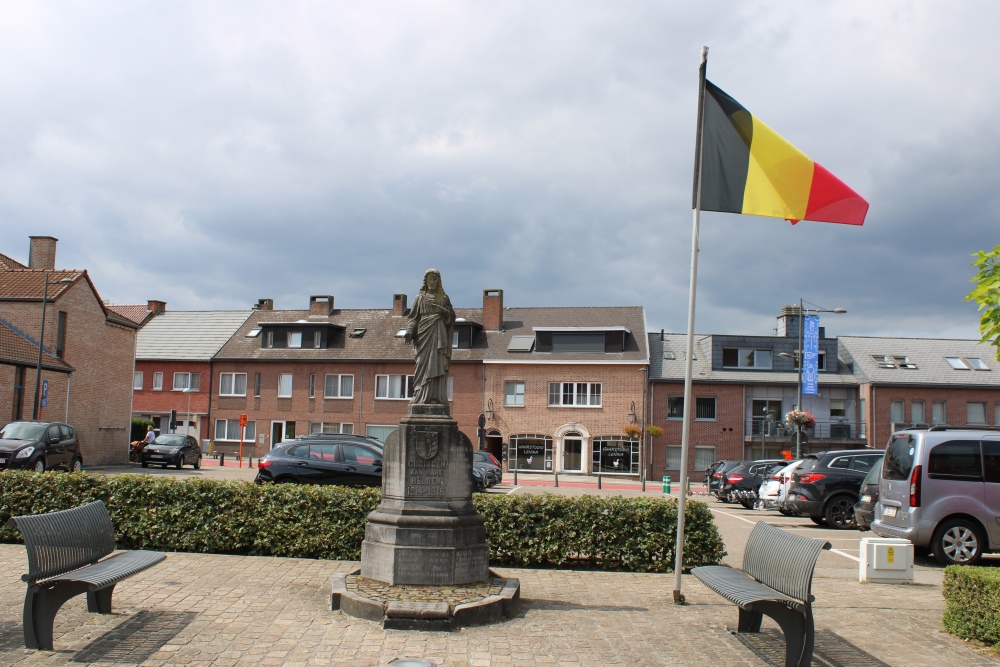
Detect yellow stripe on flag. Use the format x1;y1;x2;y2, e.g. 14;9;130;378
742;116;814;221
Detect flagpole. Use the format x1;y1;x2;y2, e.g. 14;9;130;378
673;45;708;604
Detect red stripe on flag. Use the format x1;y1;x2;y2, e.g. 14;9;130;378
803;162;869;226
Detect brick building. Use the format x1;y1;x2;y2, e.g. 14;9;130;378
130;304;252;441
839;336;1000;448
0;236;138;464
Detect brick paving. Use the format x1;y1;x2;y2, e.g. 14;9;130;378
3;472;999;666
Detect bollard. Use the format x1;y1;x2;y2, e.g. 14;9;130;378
662;475;671;494
513;467;518;485
554;471;559;488
219;452;225;466
597;472;602;489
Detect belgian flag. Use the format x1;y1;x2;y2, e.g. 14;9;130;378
697;80;869;226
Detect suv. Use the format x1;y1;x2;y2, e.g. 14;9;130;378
872;426;1000;565
708;460;747;500
785;448;884;529
719;459;789;506
0;421;82;472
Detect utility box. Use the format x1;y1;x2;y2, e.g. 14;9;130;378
859;537;914;584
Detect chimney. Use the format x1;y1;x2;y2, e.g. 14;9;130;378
483;289;503;331
393;293;408;316
310;295;334;317
777;305;801;338
147;300;166;315
254;298;273;311
29;236;58;270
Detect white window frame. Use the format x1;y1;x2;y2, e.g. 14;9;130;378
505;381;525;406
911;400;925;424
945;357;970;370
375;374;414;400
173;372;200;391
277;374;293;398
219;372;248;397
694;446;717;470
665;445;682;470
133;371;143;390
309;422;355;435
152;372;163;391
308;374;316;398
890;400;904;423
324;374;355;399
547;381;602;407
932;400;947;424
215;418;255;441
288;331;302;348
967;357;990;370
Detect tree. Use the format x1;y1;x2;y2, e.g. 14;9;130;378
966;245;1000;361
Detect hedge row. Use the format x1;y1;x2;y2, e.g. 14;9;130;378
0;471;725;572
943;565;1000;644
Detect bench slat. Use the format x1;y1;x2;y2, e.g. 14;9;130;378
742;521;829;602
13;501;115;583
693;566;802;611
46;550;166;590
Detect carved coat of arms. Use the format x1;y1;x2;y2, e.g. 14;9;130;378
415;431;439;460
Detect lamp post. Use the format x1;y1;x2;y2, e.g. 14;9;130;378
32;275;74;420
780;299;846;458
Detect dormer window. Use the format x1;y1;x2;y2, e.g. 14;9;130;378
532;326;629;354
288;332;302;348
722;348;772;369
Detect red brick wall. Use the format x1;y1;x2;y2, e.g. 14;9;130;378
209;360;484;457
648;382;746;478
862;383;1000;449
132;360;213;440
483;362;647;474
3;283;136;464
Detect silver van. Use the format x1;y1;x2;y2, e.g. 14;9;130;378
872;426;1000;565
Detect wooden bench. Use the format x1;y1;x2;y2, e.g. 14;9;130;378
693;520;831;667
8;500;166;650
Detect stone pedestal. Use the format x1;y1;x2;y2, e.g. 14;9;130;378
361;404;489;585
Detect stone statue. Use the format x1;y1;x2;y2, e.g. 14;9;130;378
404;268;455;405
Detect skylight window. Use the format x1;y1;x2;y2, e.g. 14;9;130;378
945;357;970;370
246;329;261;337
967;357;990;370
872;355;918;369
349;328;366;338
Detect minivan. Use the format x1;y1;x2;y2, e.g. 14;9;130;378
872;426;1000;565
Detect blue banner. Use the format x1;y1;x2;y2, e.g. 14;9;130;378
802;315;820;395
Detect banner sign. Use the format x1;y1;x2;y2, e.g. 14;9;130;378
802;315;820;395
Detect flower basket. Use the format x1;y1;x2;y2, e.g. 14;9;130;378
784;409;816;431
623;424;642;439
645;425;663;438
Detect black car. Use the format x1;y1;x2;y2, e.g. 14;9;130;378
785;449;884;529
473;451;503;486
0;421;82;473
141;434;203;469
853;457;883;531
256;439;384;486
708;460;747;500
719;460;789;507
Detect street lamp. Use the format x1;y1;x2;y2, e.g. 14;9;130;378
779;298;846;459
32;275;74;420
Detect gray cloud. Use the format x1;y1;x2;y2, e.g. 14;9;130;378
0;1;996;343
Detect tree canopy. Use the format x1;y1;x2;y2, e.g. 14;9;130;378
966;245;1000;361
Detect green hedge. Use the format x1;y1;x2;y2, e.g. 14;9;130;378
943;565;1000;644
0;471;725;572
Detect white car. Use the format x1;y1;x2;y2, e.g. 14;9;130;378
757;460;803;512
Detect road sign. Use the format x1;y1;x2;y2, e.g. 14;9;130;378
239;413;248;427
41;379;48;400
40;399;47;407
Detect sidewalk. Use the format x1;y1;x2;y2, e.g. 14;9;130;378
0;530;995;665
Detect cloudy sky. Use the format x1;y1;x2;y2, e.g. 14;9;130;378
1;2;996;341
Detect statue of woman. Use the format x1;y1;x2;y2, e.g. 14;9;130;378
404;269;455;405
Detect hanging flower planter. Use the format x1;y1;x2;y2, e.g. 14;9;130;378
645;425;663;438
623;424;642;439
785;409;816;430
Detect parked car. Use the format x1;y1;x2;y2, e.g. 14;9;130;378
853;457;883;531
0;421;82;473
473;451;503;486
721;460;788;507
708;460;747;500
471;465;487;492
873;426;1000;565
256;439;384;486
785;448;884;529
141;434;203;469
757;459;803;513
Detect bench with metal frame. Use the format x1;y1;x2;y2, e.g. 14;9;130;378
693;520;831;667
8;500;166;650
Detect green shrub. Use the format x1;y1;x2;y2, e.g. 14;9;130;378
0;471;725;572
943;565;1000;644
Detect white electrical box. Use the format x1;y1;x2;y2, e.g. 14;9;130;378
859;537;914;583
